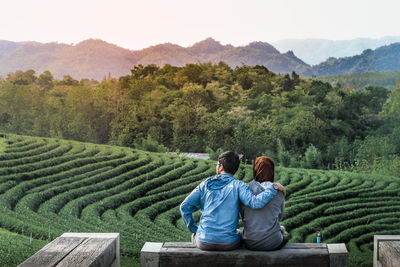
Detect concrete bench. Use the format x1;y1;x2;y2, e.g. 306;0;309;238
374;235;400;267
18;233;120;267
141;242;348;267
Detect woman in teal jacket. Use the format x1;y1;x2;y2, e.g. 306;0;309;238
180;151;285;251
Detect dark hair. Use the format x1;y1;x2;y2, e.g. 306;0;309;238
218;151;240;175
253;156;274;183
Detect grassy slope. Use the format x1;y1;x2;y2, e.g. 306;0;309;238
0;134;398;267
0;228;46;266
0;138;5;153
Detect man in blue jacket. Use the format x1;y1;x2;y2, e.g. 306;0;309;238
180;151;286;251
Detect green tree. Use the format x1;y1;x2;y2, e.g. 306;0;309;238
381;85;400;119
58;75;79;86
7;70;37;85
37;70;54;89
279;107;325;151
326;137;354;168
303;144;323;169
174;64;204;86
355;136;394;165
277;139;291;167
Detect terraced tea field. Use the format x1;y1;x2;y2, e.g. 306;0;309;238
0;134;399;266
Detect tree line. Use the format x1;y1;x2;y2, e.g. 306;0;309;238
0;63;399;175
317;70;400;90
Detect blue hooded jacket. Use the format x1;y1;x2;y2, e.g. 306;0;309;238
180;173;277;244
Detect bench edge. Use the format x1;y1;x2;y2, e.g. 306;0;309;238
61;232;120;267
141;242;163;267
327;243;348;267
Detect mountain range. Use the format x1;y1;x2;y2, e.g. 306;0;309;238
0;38;311;80
1;37;400;80
273;36;400;65
312;42;400;76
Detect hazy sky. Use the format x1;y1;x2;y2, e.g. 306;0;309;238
1;0;400;50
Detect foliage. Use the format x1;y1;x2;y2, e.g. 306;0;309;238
0;138;5;154
0;228;46;266
303;144;323;169
135;136;168;153
317;71;400;90
381;84;400;119
355;136;394;164
368;155;400;177
277;139;291;167
0;134;398;267
0;64;397;171
205;146;224;161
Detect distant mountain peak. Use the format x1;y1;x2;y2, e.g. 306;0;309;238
138;42;187;55
76;38;102;44
192;37;222;46
75;38;113;47
284;50;295;56
248;41;280;54
151;42;183;49
189;37;227;54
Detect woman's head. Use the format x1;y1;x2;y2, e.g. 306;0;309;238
253;156;274;183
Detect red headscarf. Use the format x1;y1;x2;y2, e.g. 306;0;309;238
253;156;274;183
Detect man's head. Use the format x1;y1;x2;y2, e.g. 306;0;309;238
217;151;240;175
253;156;274;183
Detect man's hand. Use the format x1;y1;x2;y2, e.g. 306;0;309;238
274;182;286;197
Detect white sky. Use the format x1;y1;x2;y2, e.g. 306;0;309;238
1;0;399;50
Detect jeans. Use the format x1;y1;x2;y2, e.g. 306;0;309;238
192;233;241;251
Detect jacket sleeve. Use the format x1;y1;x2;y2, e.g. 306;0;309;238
238;181;277;209
180;185;201;233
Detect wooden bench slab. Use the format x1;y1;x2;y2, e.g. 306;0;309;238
141;242;348;267
374;235;400;267
18;233;120;267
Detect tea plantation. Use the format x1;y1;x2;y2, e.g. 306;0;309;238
0;134;399;266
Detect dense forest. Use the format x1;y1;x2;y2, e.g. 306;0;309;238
0;63;399;175
317;70;400;90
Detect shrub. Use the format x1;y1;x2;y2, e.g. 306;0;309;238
205;147;224;161
136;136;168;153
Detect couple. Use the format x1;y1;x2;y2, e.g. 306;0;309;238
180;150;287;251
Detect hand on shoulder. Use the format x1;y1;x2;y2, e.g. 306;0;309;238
274;182;286;197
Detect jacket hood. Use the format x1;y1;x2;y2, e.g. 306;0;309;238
249;180;273;195
206;173;235;190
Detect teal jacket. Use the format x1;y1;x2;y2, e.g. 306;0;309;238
180;173;277;244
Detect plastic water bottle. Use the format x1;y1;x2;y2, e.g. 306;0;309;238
317;231;321;243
